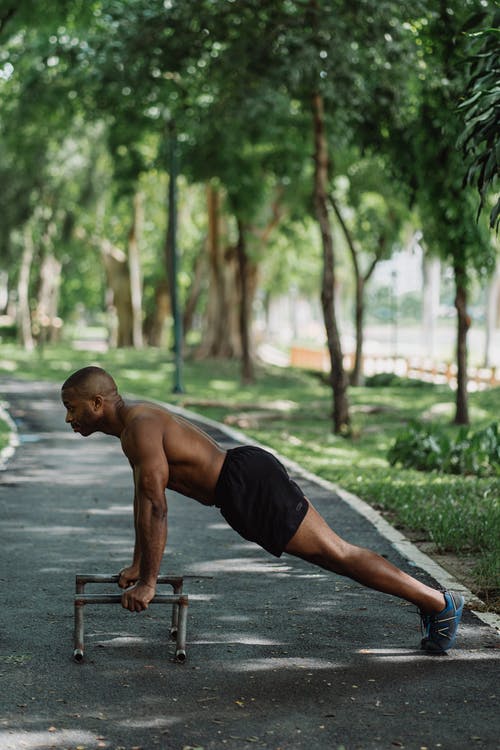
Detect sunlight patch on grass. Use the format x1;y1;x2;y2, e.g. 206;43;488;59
469;404;494;421
0;359;18;371
0;415;11;452
210;378;237;393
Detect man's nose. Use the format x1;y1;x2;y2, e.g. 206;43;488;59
65;412;72;423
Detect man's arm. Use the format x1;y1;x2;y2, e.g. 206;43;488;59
120;418;169;612
118;482;141;589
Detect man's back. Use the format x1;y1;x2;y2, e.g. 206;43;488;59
119;402;227;505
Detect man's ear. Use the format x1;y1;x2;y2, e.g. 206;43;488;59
92;395;104;412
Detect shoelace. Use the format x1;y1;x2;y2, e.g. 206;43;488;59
421;610;457;640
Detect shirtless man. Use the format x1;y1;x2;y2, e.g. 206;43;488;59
61;366;464;654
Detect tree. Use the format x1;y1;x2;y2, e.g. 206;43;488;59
0;3;106;346
458;8;500;231
330;157;408;385
16;224;35;351
406;1;496;424
185;0;423;430
9;0;490;432
312;89;350;431
292;0;423;431
356;0;497;424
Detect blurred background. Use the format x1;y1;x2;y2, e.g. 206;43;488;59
0;1;498;413
1;0;499;603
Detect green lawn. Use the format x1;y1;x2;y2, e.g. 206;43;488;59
1;343;498;606
0;409;11;453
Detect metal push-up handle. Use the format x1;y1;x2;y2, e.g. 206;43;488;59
73;574;188;663
75;574;184;636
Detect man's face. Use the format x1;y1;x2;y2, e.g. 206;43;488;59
61;387;100;437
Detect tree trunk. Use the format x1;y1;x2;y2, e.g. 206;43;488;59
143;279;170;347
454;266;470;425
236;218;255;384
329;195;368;387
101;240;133;347
128;192;144;349
205;183;228;354
207;184;224;334
351;276;365;386
197;184;240;358
17;225;35;352
183;246;207;340
35;252;62;344
312;91;350;434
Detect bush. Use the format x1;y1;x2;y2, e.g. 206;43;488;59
365;373;433;389
0;322;17;342
388;421;500;477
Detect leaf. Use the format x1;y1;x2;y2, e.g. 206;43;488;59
490;199;500;229
483;150;497;185
461;11;490;33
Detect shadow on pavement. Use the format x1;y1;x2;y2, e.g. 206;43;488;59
0;379;498;750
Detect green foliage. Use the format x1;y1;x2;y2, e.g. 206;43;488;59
458;9;500;230
363;1;497;280
0;320;17;342
365;373;434;389
0;411;11;453
388;421;500;477
336;154;411;245
0;0;497;438
347;468;499;585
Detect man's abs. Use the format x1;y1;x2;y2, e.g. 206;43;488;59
166;448;227;504
161;413;227;504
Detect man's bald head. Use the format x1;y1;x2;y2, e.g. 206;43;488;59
62;366;118;400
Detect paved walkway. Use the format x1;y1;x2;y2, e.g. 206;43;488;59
0;378;498;750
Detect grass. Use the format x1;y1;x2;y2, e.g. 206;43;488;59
0;342;498;606
0;409;10;452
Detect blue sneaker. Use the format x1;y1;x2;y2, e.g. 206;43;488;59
420;591;465;654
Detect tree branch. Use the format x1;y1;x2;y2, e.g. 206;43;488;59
364;256;378;283
250;186;284;244
328;193;360;278
0;8;17;35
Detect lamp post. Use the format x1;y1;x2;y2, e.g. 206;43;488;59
166;121;184;394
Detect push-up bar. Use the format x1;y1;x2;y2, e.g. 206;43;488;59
73;574;188;663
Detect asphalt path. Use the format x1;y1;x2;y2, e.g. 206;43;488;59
0;378;498;750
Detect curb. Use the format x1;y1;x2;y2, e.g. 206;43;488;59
0;401;19;470
162;397;500;633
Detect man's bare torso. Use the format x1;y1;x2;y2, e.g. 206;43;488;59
120;402;226;505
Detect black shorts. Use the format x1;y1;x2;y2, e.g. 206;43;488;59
214;446;309;557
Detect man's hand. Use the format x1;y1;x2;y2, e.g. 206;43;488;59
118;564;140;589
121;581;156;612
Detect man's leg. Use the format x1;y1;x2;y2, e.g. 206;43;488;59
284;502;445;614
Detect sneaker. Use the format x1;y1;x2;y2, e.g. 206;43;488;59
420;591;465;654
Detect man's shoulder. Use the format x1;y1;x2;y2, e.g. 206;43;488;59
121;404;170;445
124;401;171;425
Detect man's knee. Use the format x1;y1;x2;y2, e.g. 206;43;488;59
317;538;358;572
288;532;355;575
286;505;350;559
